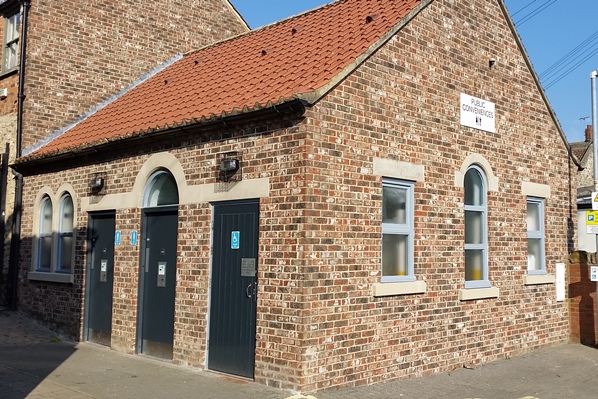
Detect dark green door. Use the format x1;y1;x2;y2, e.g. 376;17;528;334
86;212;115;346
208;200;259;379
138;207;178;359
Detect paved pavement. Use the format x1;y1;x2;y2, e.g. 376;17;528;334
2;308;598;399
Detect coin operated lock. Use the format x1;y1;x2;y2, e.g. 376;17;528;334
157;262;167;287
100;260;108;283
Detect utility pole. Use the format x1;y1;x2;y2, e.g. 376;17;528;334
591;69;598;327
592;70;598;193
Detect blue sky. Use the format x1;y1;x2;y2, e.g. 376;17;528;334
229;0;597;143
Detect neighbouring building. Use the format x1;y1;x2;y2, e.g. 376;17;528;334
11;0;580;392
0;0;248;306
571;125;596;252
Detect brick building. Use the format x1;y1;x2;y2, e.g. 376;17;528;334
570;125;596;252
0;0;248;305
11;0;579;392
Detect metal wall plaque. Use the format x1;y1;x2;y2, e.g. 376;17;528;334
241;258;256;277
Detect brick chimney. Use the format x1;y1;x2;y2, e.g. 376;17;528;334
585;125;593;142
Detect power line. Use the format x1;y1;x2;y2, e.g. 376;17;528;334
541;39;598;88
515;0;557;26
510;0;540;17
507;0;598;91
539;29;598;79
544;47;598;89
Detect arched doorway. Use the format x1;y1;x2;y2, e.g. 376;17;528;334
137;169;179;359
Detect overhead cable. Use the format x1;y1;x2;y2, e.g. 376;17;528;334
514;0;557;26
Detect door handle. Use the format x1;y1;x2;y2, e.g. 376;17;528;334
245;282;257;302
145;248;150;272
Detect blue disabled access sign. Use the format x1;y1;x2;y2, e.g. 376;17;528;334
231;231;240;250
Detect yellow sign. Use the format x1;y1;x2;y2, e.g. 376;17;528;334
587;210;598;225
587;211;598;234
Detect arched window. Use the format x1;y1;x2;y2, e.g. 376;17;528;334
30;190;76;283
37;196;53;271
57;194;74;272
143;170;179;208
464;165;489;288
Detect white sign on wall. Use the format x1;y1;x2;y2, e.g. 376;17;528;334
460;93;496;133
556;262;565;302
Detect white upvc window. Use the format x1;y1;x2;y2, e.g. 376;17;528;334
2;10;19;72
526;197;546;274
57;194;74;272
37;196;53;272
30;191;76;283
381;178;415;282
464;165;490;289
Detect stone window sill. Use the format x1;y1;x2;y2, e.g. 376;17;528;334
0;66;18;80
458;286;499;301
28;271;73;284
524;274;555;285
372;280;427;297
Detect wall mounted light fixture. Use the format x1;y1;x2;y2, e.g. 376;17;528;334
89;175;104;193
218;152;241;182
220;158;239;173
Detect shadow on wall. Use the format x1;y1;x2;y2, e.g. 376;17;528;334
568;251;598;347
16;227;89;341
0;144;10;307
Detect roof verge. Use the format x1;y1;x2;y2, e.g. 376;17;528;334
23;54;183;157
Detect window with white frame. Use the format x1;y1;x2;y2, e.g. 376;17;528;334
32;192;75;281
464;165;489;288
2;10;19;73
381;178;415;282
526;197;545;274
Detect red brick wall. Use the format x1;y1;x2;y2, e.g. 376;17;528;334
285;0;574;391
21;0;248;149
16;0;576;392
16;117;306;364
110;208;141;352
0;73;18;115
569;262;598;346
2;0;247;306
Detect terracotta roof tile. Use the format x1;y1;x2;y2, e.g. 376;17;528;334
570;141;592;163
25;0;423;159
